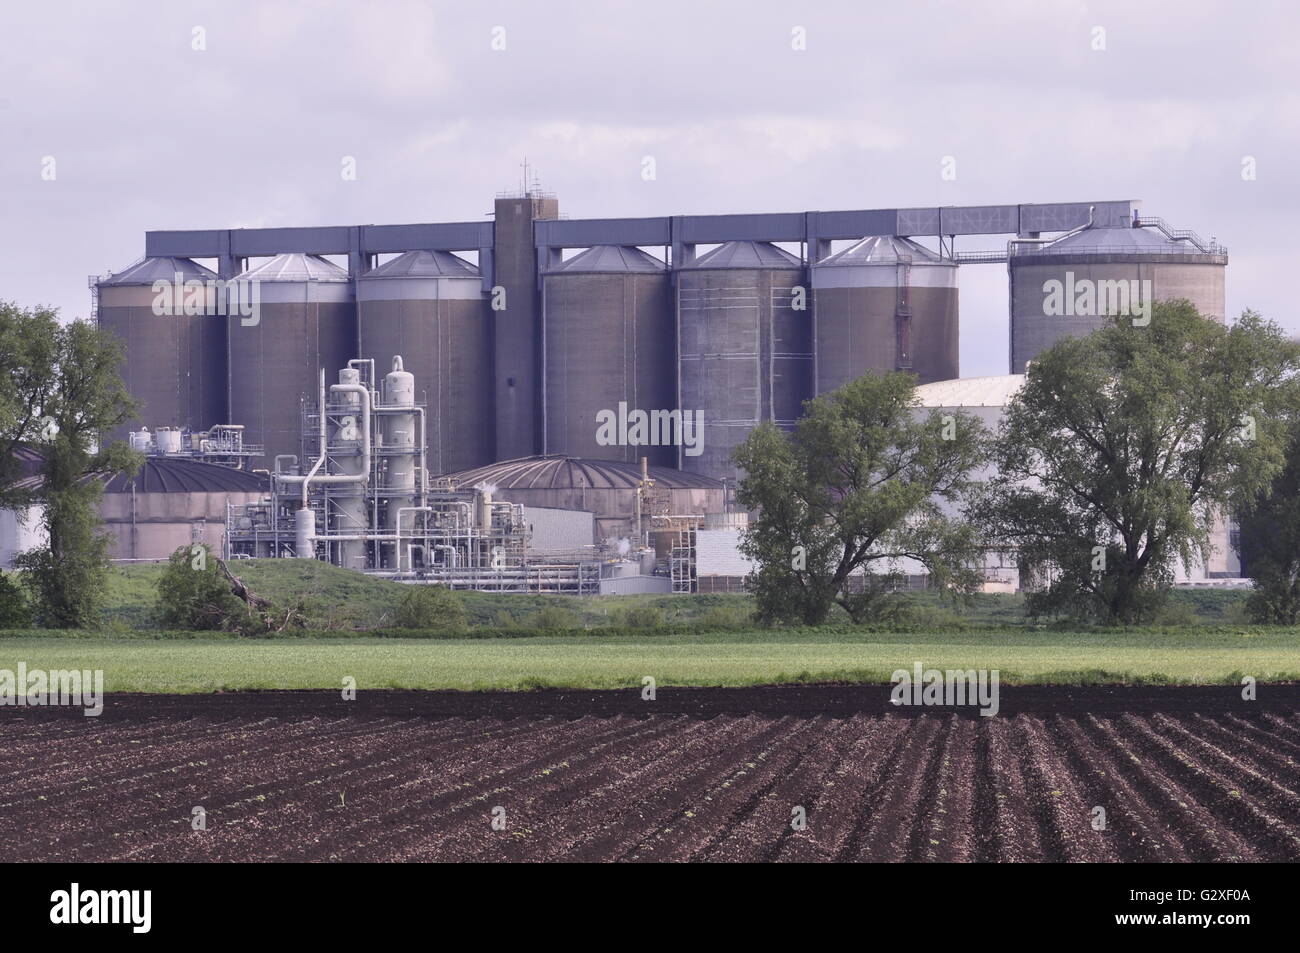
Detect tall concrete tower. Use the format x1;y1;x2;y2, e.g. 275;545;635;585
493;192;559;460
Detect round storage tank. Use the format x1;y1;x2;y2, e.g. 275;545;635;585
97;256;226;445
541;246;675;465
439;454;725;542
1009;222;1227;372
676;240;810;483
226;253;355;467
357;250;492;474
811;236;958;393
93;458;269;562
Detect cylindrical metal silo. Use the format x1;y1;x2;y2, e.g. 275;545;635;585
356;250;492;474
1008;222;1228;372
811;236;959;393
226;253;355;466
97;256;226;445
541;245;675;465
675;240;810;482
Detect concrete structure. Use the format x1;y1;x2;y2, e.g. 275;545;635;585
676;241;811;483
227;253;355;466
2;457;269;566
812;236;959;393
357;250;493;474
97;459;269;562
541;246;675;465
97;256;226;444
494;193;560;460
1009;218;1228;372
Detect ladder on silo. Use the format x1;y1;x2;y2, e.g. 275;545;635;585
88;275;101;326
895;255;912;370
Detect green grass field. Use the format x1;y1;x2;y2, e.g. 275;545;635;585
1;628;1295;692
0;559;1284;692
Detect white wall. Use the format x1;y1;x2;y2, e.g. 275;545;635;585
0;505;46;569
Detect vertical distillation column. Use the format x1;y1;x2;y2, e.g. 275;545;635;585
384;356;417;570
333;366;369;570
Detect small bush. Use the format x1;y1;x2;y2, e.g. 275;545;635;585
394;585;467;630
531;604;581;630
696;605;752;630
0;572;31;628
1153;602;1200;627
619;605;664;629
156;546;243;630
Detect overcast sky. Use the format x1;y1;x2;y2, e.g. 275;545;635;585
1;0;1296;377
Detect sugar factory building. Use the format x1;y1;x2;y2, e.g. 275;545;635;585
18;191;1233;592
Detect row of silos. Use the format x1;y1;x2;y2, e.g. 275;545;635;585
539;238;958;482
99;221;1224;486
99;239;961;484
99;249;493;471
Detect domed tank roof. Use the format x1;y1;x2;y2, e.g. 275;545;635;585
100;257;217;286
363;250;479;279
1028;226;1217;257
817;236;949;266
236;253;349;282
11;454;268;495
439;454;723;490
97;458;269;494
679;241;801;270
544;245;666;275
914;374;1026;408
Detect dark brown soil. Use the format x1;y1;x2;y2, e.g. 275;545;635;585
1;686;1296;862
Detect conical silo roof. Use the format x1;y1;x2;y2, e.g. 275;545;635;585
236;253;349;281
1032;226;1212;257
363;250;479;279
679;240;802;270
545;245;666;275
817;236;947;266
100;256;217;286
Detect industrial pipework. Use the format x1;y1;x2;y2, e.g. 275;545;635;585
223;355;602;593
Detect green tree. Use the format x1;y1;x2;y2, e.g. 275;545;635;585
0;302;59;509
977;303;1299;624
1240;415;1300;623
0;572;31;628
11;318;141;627
156;545;244;630
733;372;990;625
393;585;467;630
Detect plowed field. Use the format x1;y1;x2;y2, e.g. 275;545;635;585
1;687;1296;861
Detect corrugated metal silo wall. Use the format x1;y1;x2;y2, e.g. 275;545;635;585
542;273;675;465
358;279;493;474
1008;254;1226;373
676;267;810;482
227;294;356;466
813;281;958;394
97;286;226;444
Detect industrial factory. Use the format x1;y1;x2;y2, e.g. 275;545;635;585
48;189;1238;592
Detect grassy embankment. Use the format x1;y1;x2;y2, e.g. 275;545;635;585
0;561;1292;692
